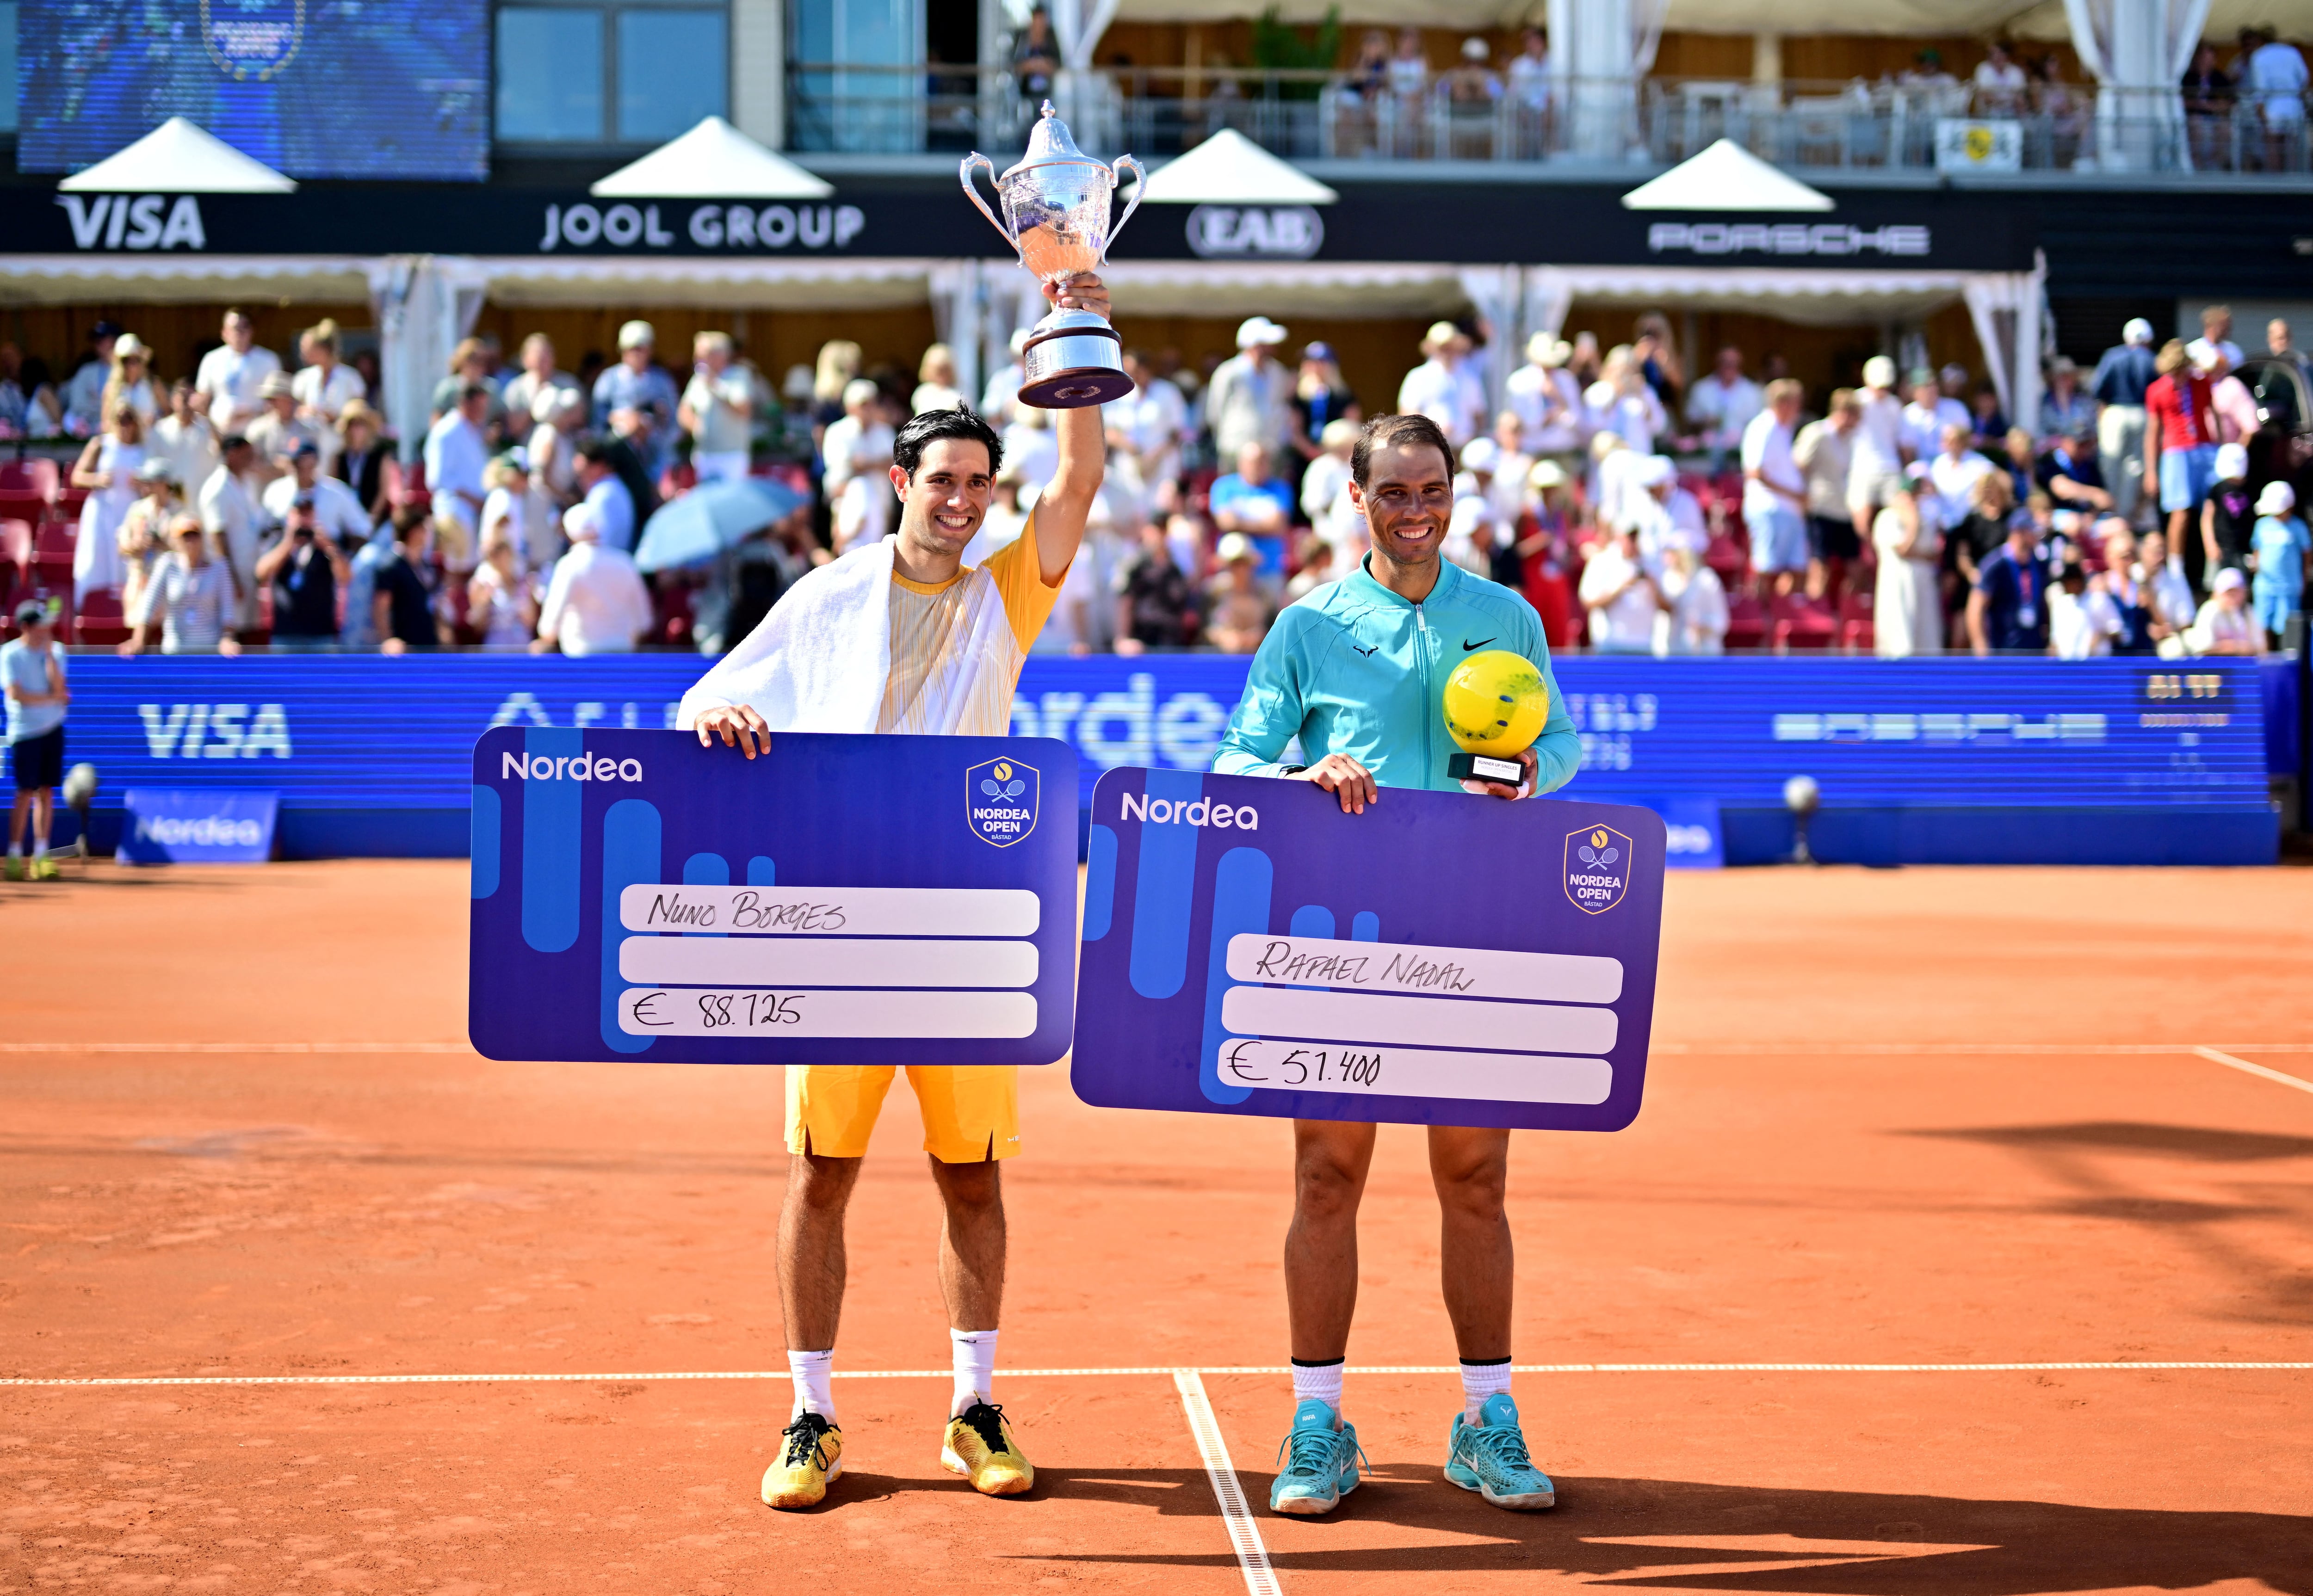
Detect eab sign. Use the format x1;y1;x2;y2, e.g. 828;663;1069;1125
1936;119;2023;173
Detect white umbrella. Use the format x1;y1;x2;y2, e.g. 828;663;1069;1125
1620;138;1835;211
591;116;834;199
1138;129;1339;205
59;117;295;193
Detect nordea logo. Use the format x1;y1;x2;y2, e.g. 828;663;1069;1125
1119;790;1259;830
503;752;643;782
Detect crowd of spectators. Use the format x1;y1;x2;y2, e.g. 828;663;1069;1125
9;297;2308;663
1000;9;2309;173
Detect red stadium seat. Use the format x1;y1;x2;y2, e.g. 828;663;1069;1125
0;518;31;582
0;489;45;526
1703;532;1749;585
1837;592;1875;653
73;587;129;647
1771;594;1838;653
31;522;74;585
0;458;59;499
1725;593;1767;651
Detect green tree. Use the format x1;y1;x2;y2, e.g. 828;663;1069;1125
1249;6;1343;102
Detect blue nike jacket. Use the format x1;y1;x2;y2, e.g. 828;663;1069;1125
1211;555;1583;795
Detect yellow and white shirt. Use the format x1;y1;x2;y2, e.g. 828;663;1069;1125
876;524;1065;736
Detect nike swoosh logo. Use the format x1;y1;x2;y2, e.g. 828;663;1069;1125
1461;637;1496;652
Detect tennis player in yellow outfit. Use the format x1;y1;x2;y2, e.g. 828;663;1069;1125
686;272;1108;1512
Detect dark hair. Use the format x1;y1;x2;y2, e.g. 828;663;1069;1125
1350;413;1453;490
391;504;429;540
221;432;251;452
893;405;1004;481
574;434;616;467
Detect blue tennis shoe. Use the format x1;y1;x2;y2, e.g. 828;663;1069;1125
1269;1399;1367;1516
1444;1393;1556;1510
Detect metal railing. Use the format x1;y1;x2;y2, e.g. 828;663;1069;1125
785;63;2313;177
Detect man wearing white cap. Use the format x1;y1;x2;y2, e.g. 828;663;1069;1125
1206;317;1293;464
535;501;653;656
591;320;680;481
1398;321;1487;450
2183;567;2264;656
1504;334;1584;458
1846;355;1906;549
2091;317;2158;526
2250;480;2308;645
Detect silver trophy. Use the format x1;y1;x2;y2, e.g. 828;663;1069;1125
961;102;1144;409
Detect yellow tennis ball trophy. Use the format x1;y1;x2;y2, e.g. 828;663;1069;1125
1442;649;1549;787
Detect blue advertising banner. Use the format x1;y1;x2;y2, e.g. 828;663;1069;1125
45;653;2277;865
467;729;1080;1067
118;789;279;864
1070;770;1667;1131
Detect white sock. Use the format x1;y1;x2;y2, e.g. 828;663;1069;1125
6;844;19;858
950;1328;997;1417
1291;1358;1343;1416
789;1349;835;1422
1461;1358;1513;1423
31;840;46;859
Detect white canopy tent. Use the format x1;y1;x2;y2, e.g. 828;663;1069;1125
589;117;833;199
1136;129;1341;205
1621;139;1835;210
57;117;296;193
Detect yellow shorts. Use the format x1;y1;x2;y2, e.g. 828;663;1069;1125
785;1065;1020;1163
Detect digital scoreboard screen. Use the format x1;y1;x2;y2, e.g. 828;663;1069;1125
17;0;488;179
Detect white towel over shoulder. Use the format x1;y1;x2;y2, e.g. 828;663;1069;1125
677;535;1016;735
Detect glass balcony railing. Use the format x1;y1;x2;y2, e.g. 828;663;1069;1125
785;63;2313;178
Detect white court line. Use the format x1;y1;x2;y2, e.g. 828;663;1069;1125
6;1361;2310;1389
2193;1046;2313;1097
1173;1371;1281;1596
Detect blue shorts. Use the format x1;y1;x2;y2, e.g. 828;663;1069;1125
1745;505;1809;573
2158;445;2215;513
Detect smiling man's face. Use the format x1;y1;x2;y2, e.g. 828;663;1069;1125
1352;440;1453;573
895;437;995;560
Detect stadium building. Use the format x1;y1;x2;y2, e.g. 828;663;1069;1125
0;0;2308;456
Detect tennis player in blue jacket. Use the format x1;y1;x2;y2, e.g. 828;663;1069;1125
1212;412;1581;1518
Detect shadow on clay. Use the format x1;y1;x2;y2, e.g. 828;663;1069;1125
1013;1472;2313;1594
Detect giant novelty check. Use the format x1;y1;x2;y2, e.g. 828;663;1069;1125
469;728;1080;1065
1070;770;1664;1131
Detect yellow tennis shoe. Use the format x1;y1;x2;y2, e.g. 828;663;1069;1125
761;1411;843;1510
940;1401;1034;1497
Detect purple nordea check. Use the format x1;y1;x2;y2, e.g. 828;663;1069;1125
1070;770;1664;1132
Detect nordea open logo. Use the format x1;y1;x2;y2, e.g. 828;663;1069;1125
503;752;643;782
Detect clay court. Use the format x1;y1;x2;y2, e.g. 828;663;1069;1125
3;860;2310;1593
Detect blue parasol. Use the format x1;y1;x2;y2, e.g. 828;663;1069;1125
633;476;808;572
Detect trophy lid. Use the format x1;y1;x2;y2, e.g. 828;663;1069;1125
1002;102;1107;179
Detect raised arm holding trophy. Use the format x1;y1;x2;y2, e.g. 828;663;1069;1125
962;102;1144;409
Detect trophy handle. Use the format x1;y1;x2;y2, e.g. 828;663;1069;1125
1103;155;1146;262
958;153;1014;248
